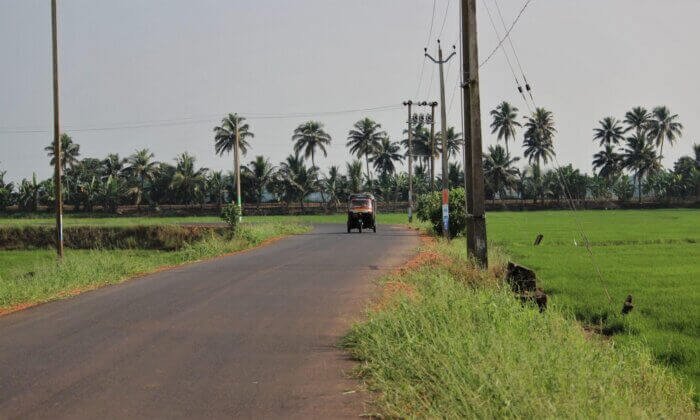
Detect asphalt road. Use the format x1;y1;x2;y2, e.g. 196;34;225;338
0;224;418;419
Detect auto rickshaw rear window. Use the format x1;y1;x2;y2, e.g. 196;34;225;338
351;199;369;207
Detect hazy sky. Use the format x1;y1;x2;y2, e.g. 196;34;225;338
1;0;698;182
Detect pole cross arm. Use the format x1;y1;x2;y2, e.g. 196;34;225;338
425;51;457;64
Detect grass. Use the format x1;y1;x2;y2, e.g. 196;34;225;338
484;209;700;399
343;240;695;418
0;212;410;226
0;222;309;312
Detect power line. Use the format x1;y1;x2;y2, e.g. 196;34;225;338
0;104;403;134
416;0;438;97
437;0;452;40
493;0;534;102
548;154;612;303
481;0;532;111
479;0;533;68
425;60;437;99
425;0;437;47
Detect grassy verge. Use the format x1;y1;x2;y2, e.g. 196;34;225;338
0;213;409;226
0;222;309;313
343;240;695;417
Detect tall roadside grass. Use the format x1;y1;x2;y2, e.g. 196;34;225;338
343;240;695;418
0;222;309;312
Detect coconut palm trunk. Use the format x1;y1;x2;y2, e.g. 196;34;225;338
365;153;372;189
311;150;326;208
638;174;643;204
234;129;242;214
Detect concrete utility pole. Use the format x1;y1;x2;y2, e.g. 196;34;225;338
461;0;488;265
234;126;242;222
428;101;437;191
402;100;413;222
425;41;456;240
51;0;63;259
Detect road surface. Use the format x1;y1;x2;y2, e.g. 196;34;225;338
0;224;418;419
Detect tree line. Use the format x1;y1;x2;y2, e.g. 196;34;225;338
0;105;697;213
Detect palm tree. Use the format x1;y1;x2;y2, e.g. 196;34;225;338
0;169;13;211
278;153;318;211
101;153;126;180
623;106;651;135
436;126;464;159
243;155;276;208
592;144;622;181
401;123;434;186
124;149;159;207
521;164;549;203
322;165;344;209
371;137;403;176
347;118;385;187
17;173;41;212
593;117;625;147
622;133;660;203
206;171;227;207
99;175;123;213
149;163;176;205
45;133;80;170
489;101;521;155
483;145;520;201
170;153;208;205
292;121;331;204
448;162;463;189
214;113;254;205
292;121;331;170
648;106;683;157
522;108;556;169
346;160;364;193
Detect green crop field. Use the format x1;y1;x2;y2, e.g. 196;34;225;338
485;209;700;399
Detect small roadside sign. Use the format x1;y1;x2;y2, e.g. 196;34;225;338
442;189;449;236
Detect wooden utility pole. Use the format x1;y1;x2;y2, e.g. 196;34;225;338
426;41;456;240
234;126;242;221
402;100;413;222
428;102;437;191
461;0;488;265
51;0;63;259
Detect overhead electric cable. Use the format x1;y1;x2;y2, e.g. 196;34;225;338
479;0;533;68
437;0;452;40
416;0;438;97
493;0;534;101
481;0;531;110
0;104;403;134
